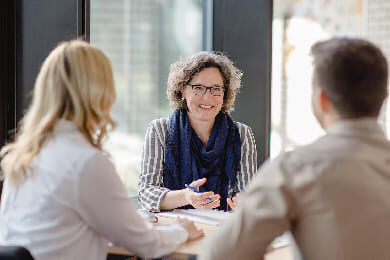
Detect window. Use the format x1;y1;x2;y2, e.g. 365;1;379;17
271;0;390;158
91;0;207;195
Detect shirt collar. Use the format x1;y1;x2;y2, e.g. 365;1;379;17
326;117;386;138
53;119;79;133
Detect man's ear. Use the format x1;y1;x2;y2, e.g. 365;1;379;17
319;89;331;112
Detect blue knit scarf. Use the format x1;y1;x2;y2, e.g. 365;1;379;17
163;109;241;210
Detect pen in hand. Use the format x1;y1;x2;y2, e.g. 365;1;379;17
185;184;213;201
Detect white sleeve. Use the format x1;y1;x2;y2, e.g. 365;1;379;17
76;152;188;259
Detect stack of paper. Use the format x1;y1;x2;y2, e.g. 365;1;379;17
157;209;231;226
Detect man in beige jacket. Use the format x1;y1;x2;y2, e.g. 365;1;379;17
199;37;390;260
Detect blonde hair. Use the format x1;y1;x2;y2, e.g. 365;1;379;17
1;40;116;186
167;51;242;113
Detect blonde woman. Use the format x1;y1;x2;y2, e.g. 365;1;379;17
138;52;258;212
0;40;202;260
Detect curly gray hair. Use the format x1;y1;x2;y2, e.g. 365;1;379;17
167;51;242;113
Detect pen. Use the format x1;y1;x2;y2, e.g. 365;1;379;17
137;209;158;223
185;184;212;201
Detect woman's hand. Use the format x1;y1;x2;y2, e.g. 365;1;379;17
227;193;240;209
173;217;204;241
184;178;220;209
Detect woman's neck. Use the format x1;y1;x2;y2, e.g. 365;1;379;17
188;116;214;147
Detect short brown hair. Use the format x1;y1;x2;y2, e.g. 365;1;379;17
311;37;388;118
167;51;242;113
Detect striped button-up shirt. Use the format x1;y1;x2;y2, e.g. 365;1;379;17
138;117;258;212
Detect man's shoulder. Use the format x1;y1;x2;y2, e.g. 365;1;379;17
268;132;379;181
266;136;335;176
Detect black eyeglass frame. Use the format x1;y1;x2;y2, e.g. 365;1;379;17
185;84;225;96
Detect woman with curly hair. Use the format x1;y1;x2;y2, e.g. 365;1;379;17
138;52;257;212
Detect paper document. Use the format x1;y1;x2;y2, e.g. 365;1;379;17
271;232;290;248
157;209;231;226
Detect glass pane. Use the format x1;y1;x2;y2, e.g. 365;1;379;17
90;0;204;196
272;0;390;158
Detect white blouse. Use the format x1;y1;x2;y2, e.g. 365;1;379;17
0;120;187;260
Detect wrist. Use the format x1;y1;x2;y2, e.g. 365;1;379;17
182;188;191;206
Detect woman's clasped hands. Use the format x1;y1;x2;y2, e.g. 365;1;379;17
184;178;220;209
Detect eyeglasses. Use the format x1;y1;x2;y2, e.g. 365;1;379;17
186;84;225;96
